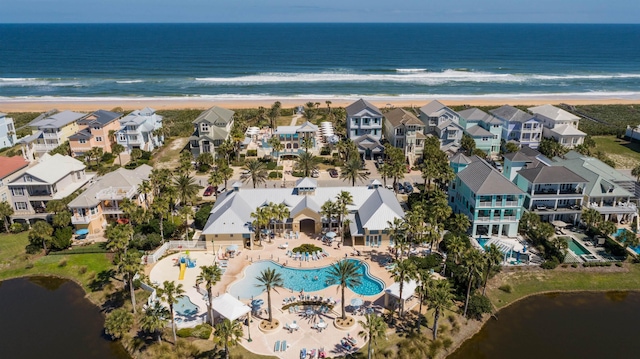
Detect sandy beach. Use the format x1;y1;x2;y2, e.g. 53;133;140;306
1;96;640;112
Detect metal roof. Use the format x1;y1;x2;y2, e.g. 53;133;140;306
345;99;382;117
457;158;524;195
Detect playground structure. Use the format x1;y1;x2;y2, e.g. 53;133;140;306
176;252;197;280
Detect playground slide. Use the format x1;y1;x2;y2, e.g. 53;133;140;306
178;263;186;280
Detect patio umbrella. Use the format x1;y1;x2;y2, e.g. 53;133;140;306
226;244;239;252
325;231;337;238
350;298;364;308
551;220;568;228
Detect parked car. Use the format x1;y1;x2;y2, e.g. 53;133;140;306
403;181;414;193
394;182;405;194
203;185;215;196
329;169;339;178
217;187;227;194
311;169;319;178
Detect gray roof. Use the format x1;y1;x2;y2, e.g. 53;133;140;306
449;152;473;165
346;99;382;118
490;105;534;123
67;165;152;208
385;108;423;127
78;110;122;126
465;125;492;137
295;177;318;188
503;147;542;162
528;104;580;122
457;158;524;195
203;182;404;235
419;100;448;116
517;166;587;184
68;128;93;140
458;108;491;123
29;110;86;129
193;106;235;125
354;135;384;152
10;153;85;185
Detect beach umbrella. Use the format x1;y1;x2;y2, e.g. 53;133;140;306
350;298;364;308
326;231;337;238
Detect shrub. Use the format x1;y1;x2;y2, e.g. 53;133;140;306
194;204;213;230
265;161;277;170
78;266;88;275
269;171;283;179
615;262;623;267
177;323;212;339
52;227;73;250
561;264;568;268
25;262;34;269
292;243;322;253
58;258;68;267
466;294;492;320
540;259;559;270
10;222;24;233
498;284;512;293
320;147;331;155
571;263;578;268
247;149;258;157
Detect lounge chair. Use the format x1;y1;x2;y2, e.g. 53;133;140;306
274;340;281;352
281;340;287;351
300;348;307;359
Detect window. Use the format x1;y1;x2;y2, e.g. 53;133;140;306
79;139;87;144
201;123;209;132
77;172;82;180
0;179;3;187
1;193;6;201
96;137;103;142
12;188;24;196
90;207;97;215
118;134;126;141
15;202;27;210
93;126;100;131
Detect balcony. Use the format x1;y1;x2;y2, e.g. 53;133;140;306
478;201;493;207
102;206;123;214
33;143;59;151
42;132;61;139
96;186;136;200
71;215;94;224
504;201;519;207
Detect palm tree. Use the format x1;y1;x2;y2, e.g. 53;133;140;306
196;152;214;171
106;223;133;262
335;191;353;239
140;301;169;343
118;250;143;313
294;152;320;177
446;234;467;265
179;205;194;240
582;208;602;231
386;218;407;259
112;143;125;165
157;280;185;344
138;180;153;209
321;200;337;233
632;164;640;182
217;139;234;166
462;249;485;318
243;159;268;188
267;136;284;159
268;101;282;130
29;220;53;253
428;280;454;340
209;171;224;199
197;265;222;325
326;260;363;320
0;201;14;232
174;174;200;207
446;213;470;236
273;203;290;236
301;136;314;154
250;207;270;243
151;196;170;242
255;268;283;323
218;162;234;190
358;313;387;359
390;259;417;317
214;318;244;359
618;228;639;248
415;268;434;333
150;168;173;196
340;157;368;186
482;244;503;296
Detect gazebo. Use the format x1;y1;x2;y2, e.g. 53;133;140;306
383;279;418;311
211;293;251;321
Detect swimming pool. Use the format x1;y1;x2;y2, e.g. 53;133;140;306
614;228;640;254
175;295;199;316
568;238;591;256
228;259;385;299
477;237;489;249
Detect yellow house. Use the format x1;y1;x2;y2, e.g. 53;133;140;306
18;110;87;161
202;178;404;249
69;110;123;156
67;165;152;234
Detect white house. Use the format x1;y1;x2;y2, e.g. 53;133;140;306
115;107;164;153
528;104;585;148
0;112;17;149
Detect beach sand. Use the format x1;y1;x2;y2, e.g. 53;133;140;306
1;96;640;112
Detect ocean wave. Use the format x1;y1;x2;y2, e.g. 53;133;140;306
116;79;144;84
395;68;428;73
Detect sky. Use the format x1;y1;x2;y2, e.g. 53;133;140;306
1;0;639;24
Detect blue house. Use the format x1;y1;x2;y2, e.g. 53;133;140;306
490;105;543;149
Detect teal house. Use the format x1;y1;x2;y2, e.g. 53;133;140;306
458;108;502;155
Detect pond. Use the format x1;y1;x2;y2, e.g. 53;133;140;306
449;291;640;359
0;277;130;359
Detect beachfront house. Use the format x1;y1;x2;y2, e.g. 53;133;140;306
270;121;319;158
419;100;463;153
189;106;235;158
67;165;152;235
8;154;92;224
553;151;638;224
0;156;29;203
514;165;587;224
502;146;551;181
383;108;426;165
115;107;164;153
0;112;17;149
201;178;404;249
490;105;543;149
448;156;525;237
345;99;384;159
68;110;123;157
18;110;87;161
458;108;503;155
529;104;585;148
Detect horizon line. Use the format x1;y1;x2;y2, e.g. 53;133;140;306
1;22;639;25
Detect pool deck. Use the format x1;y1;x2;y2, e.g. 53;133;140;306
147;231;403;358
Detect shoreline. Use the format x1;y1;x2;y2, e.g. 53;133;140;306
1;96;640;112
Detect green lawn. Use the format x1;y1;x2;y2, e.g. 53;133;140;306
0;232;114;291
486;264;640;310
592;136;640;169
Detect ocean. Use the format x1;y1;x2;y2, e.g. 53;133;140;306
0;23;639;101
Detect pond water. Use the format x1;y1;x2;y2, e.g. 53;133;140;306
449;291;640;359
0;277;130;359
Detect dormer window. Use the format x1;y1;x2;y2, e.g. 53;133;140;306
201;123;209;132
